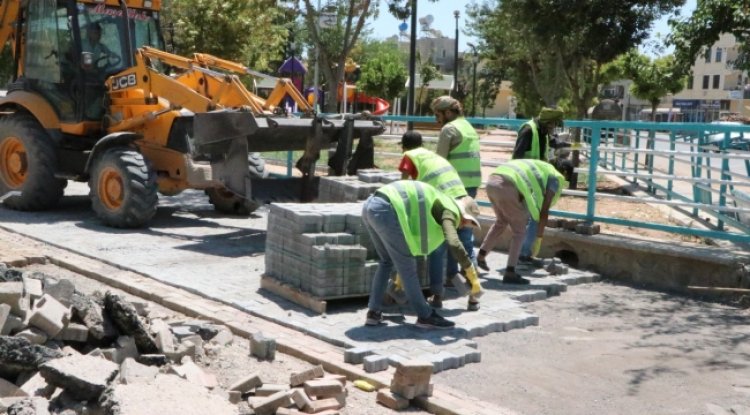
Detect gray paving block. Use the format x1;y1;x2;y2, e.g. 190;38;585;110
363;354;389;373
344;346;373;364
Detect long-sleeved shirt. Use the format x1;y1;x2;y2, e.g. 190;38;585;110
436;124;463;159
432;202;472;270
512;120;569;160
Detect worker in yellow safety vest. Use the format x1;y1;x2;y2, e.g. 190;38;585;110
398;131;482;311
476;159;566;284
430;96;482;285
362;180;482;329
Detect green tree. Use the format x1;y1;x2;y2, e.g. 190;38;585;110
468;0;684;119
163;0;287;71
669;0;750;72
621;50;685;119
301;0;379;112
356;40;407;107
417;61;441;115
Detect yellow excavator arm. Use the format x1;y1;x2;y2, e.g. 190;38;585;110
0;0;20;56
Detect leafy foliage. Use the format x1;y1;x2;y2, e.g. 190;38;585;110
669;0;750;72
620;50;686;118
356;40;407;102
163;0;287;71
467;0;684;119
301;0;378;112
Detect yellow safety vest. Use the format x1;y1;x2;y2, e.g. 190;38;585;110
518;119;551;161
493;159;565;221
404;147;467;199
376;180;461;256
446;118;482;188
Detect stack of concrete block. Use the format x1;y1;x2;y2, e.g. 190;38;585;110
266;200;431;300
317;169;400;203
377;359;434;410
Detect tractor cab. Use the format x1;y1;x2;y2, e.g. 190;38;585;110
18;0;162;125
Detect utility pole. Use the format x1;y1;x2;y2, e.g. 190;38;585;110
312;0;321;112
468;42;477;117
452;10;459;98
407;0;417;130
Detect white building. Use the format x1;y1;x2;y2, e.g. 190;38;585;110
672;33;749;122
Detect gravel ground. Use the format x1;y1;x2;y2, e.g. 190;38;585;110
433;281;750;415
23;263;427;415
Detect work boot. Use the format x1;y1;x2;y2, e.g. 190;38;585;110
467;295;480;312
416;310;455;329
365;310;384;326
503;270;530;285
476;255;490;271
429;294;443;309
518;256;545;269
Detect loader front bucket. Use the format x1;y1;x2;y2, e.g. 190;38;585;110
192;110;385;204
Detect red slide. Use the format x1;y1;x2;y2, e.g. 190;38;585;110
338;85;390;115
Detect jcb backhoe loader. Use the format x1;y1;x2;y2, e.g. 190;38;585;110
0;0;383;227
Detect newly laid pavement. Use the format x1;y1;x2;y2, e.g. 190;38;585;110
0;182;600;374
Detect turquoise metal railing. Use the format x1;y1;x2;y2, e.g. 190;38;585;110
269;114;750;244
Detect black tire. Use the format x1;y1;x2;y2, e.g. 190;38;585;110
205;153;268;215
0;114;66;210
88;148;158;228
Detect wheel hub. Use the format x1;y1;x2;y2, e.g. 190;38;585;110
99;167;124;210
0;137;27;188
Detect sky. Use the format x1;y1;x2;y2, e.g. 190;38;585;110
368;0;698;55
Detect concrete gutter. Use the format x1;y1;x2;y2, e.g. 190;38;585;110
475;218;750;299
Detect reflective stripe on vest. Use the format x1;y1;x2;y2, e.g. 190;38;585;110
446;118;482;188
375;181;461;256
520;120;550;161
405;147;467;199
493;160;565;221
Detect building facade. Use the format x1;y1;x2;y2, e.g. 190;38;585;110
672;33;749;122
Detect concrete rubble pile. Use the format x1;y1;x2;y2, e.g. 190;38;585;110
0;263;355;415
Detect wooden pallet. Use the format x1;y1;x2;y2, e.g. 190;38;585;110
260;275;330;314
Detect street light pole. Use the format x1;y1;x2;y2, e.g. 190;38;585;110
452;10;459;98
407;0;418;130
467;42;477;117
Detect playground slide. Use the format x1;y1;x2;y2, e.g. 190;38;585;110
337;86;390;115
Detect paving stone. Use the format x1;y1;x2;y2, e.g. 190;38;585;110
0;377;26;398
307;397;341;412
56;323;89;343
377;390;409;410
169;357;217;389
363;354;389;373
39;354;119;401
17;372;54;398
250;332;276;361
343;346;373;364
22;277;43;302
303;379;343;398
15;328;48;345
228;373;262;393
252;390;293;415
290;388;313;410
42;278;75;307
27;295;70;338
255;383;289;397
290;365;325;386
0;283;24;315
119;357;158;385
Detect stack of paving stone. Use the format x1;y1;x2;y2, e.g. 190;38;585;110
231;364;348;415
266;169;433;301
376;359;434;410
317;169;401;203
266;198;430;300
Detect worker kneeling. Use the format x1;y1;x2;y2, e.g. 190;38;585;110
362;180;482;329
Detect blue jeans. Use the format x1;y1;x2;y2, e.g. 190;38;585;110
521;177;559;258
446;187;478;276
428;243;446;296
362;195;432;319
